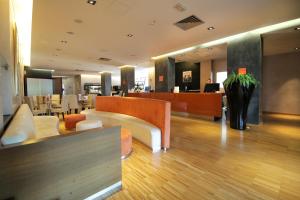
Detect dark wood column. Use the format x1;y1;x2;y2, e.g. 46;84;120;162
121;66;135;95
227;33;262;124
101;72;112;96
155;57;175;92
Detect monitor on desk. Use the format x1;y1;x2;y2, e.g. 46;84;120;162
204;83;220;93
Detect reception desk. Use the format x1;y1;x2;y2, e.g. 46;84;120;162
128;92;222;119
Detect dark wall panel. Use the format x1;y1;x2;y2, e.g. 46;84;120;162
175;62;200;91
227;33;262;124
53;78;62;95
155;57;175;92
24;67;52;79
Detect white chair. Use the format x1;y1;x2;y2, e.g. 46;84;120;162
51;94;60;107
67;95;79;114
83;94;97;110
24;96;46;116
52;95;69;119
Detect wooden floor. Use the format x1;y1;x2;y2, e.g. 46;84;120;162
105;114;300;200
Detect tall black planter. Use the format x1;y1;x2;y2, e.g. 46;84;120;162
225;82;255;130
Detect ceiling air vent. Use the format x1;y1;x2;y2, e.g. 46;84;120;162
174;15;204;31
174;3;186;12
98;57;112;62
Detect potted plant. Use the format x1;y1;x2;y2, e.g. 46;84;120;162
223;71;258;130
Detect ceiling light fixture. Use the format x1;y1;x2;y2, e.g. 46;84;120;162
66;31;75;35
295;27;300;30
87;0;96;5
10;0;33;66
152;18;300;60
60;40;68;44
207;26;215;30
74;19;83;24
149;20;156;26
296;47;299;50
119;65;136;69
127;34;134;37
99;71;112;74
33;68;55;72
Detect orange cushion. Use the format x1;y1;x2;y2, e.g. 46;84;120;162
64;114;86;130
121;128;132;158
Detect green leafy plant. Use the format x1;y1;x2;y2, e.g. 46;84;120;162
223;72;258;89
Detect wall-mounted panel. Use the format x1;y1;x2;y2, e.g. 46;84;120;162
175;62;200;91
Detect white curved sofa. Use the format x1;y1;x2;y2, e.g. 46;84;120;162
81;109;162;152
1;104;59;145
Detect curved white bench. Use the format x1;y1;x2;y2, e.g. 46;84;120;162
81;109;161;152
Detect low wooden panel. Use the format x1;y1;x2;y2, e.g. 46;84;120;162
95;96;171;149
0;126;121;200
128;92;222;118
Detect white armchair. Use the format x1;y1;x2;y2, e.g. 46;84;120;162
67;95;79;114
52;95;69;119
24;96;46;116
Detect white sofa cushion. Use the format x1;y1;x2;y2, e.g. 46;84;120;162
34;116;60;139
1;104;36;145
81;109;161;152
1;104;60;145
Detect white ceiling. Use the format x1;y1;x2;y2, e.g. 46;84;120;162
31;0;300;72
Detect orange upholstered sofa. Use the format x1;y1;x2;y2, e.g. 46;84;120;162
128;92;222;118
81;96;171;151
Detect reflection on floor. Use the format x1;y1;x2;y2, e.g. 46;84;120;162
106;114;300;200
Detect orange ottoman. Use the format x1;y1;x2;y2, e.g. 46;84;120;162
64;114;86;130
121;128;132;159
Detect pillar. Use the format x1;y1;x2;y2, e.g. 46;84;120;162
101;72;112;96
155;57;175;92
227;33;262;124
121;66;135;95
200;60;212;91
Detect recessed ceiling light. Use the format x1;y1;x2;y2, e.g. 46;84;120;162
98;57;112;61
207;26;215;30
56;48;62;51
296;47;299;50
148;20;156;26
127;34;134;37
173;3;186;12
60;40;68;44
87;0;96;5
295;27;300;30
66;31;75;35
74;19;83;24
130;54;136;57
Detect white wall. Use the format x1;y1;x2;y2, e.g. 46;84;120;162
200;60;212;91
262;52;300;115
112;75;120;86
62;77;75;95
0;0;14;115
135;68;150;87
212;58;227;82
80;74;101;94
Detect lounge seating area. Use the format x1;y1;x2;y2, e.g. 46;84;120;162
1;1;300;199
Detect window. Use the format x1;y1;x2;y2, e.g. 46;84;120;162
216;71;227;88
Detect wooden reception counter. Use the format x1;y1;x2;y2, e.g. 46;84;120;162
128;92;222;119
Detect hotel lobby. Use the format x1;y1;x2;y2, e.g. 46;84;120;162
0;0;300;199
